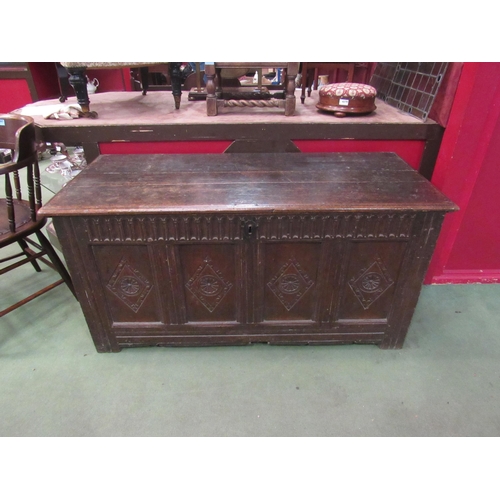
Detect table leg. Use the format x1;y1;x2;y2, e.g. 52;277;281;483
347;63;355;82
67;67;98;118
169;63;182;110
300;62;308;104
139;67;149;95
56;63;71;103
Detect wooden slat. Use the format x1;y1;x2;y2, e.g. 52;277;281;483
39;153;458;217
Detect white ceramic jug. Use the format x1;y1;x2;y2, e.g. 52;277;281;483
87;77;99;94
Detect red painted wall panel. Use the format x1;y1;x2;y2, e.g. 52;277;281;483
426;62;500;283
99;140;426;166
28;63;60;101
444;100;500;272
0;79;33;113
99;141;233;155
293;140;425;170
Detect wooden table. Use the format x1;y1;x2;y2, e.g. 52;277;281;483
28;93;445;181
39;152;457;352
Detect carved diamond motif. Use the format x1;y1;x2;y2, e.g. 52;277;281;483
106;257;153;313
186;258;232;312
268;258;314;311
349;257;394;310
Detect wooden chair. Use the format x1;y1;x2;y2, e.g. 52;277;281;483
0;113;76;317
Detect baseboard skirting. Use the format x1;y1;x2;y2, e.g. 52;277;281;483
429;269;500;284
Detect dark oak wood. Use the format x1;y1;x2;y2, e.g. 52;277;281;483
37;119;445;180
40;153;456;352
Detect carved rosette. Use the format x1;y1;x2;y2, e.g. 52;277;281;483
186;258;233;312
349;257;394;310
267;258;314;311
106;257;153;313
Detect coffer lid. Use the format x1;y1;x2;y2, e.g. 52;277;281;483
39;152;458;216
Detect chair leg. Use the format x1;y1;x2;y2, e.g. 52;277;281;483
169;62;182;110
67;67;98;118
139;67;149;95
17;238;42;272
35;230;77;299
56;63;71;103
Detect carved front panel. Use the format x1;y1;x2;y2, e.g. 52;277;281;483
178;244;240;323
92;244;161;324
338;241;408;321
261;242;323;322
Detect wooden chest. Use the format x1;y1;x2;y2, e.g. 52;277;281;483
39;153;457;352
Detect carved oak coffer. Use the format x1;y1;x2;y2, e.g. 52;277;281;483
39;153;457;352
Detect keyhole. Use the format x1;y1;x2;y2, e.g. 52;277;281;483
244;221;256;238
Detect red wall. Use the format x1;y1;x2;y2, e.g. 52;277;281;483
28;63;60;100
100;141;233;154
0;79;33;113
293;140;425;170
101;139;426;168
426;62;500;283
0;63;60;113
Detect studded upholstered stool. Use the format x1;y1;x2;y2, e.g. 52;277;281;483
316;82;377;117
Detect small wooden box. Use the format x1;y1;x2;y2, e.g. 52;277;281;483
40;153;457;352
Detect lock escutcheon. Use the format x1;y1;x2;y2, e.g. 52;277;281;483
242;218;258;239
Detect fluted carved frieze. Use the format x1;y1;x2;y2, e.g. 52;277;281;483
82;213;417;243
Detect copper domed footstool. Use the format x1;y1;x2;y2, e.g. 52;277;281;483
316;82;377;117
